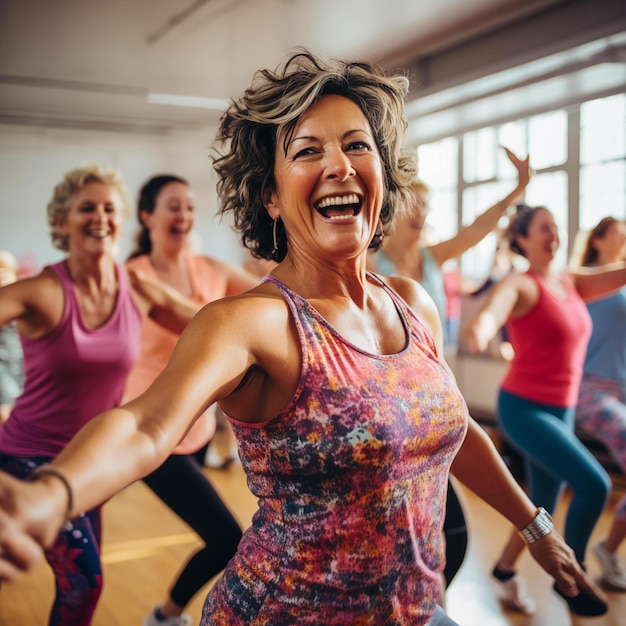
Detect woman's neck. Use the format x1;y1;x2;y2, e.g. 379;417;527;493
65;253;116;289
382;239;423;280
148;248;193;296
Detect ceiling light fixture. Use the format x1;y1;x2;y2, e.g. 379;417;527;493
146;92;229;111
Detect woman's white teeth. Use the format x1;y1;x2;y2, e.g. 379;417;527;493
317;194;359;209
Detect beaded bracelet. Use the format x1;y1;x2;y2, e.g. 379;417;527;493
28;465;74;520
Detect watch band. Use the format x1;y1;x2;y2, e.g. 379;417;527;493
519;507;554;544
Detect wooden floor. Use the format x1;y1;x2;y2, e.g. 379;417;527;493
1;463;626;625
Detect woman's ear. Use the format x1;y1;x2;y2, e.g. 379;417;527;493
138;210;151;229
263;187;280;220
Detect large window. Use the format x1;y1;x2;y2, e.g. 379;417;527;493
417;93;626;281
580;94;626;231
417;137;458;244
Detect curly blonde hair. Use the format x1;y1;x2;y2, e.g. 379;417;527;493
213;49;418;261
47;164;131;252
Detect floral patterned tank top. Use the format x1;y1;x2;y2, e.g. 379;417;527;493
202;273;468;625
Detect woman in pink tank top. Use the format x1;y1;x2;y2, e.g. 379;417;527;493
0;164;199;626
463;205;626;616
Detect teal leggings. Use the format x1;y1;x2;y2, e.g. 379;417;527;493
497;390;611;562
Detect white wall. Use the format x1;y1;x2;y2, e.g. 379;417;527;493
0;123;247;274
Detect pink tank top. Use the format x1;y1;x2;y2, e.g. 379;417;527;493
123;254;229;454
501;271;591;407
0;261;142;457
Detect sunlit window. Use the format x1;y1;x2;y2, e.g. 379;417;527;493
581;94;625;164
528;111;567;169
417;138;458;243
464;128;497;182
415;92;625;283
580;94;626;231
462;181;512;279
580;161;626;231
498;122;526;160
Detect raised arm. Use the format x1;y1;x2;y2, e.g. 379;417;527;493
460;272;523;353
127;267;202;333
429;147;530;266
568;261;626;301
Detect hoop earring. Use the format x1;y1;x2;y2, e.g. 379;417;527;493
271;217;279;255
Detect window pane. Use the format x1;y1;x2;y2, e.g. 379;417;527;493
426;189;457;244
418;138;459;244
581;94;626;164
498;121;527;177
418;137;458;187
460;182;510;280
580;161;626;230
463;128;496;182
528;111;567;169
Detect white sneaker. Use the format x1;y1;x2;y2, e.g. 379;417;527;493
593;541;626;591
143;607;193;626
498;574;536;614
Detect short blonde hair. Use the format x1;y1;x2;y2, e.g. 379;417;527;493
47;164;131;252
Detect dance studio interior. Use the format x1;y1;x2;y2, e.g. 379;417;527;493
1;0;625;624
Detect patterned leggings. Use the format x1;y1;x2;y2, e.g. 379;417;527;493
576;374;626;519
0;454;102;626
497;390;611;562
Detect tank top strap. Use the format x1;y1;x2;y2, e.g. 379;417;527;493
263;272;437;355
47;261;75;328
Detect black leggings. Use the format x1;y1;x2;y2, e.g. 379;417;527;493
142;454;243;607
442;480;468;586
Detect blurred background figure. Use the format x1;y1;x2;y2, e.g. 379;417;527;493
123;174;258;626
369;145;530;590
462;204;626;616
571;216;626;592
0;250;24;424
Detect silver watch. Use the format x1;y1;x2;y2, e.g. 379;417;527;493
519;507;554;544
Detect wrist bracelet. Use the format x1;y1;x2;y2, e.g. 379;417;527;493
519;507;554;544
28;465;74;520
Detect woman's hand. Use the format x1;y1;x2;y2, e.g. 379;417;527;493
528;530;607;603
127;267;200;334
0;471;67;582
502;146;531;190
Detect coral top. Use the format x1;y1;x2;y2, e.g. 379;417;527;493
501;271;592;408
202;273;469;625
0;261;141;457
123;254;228;454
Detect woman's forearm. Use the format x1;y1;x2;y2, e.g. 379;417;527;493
47;407;170;517
451;419;536;530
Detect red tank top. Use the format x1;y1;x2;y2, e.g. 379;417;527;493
501;271;591;407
